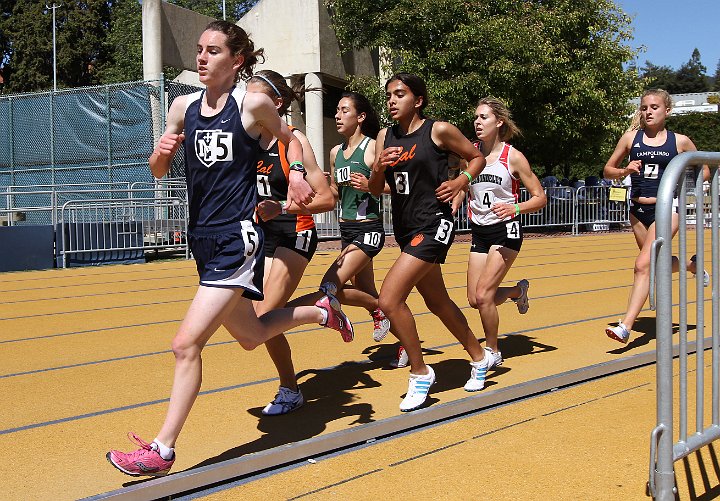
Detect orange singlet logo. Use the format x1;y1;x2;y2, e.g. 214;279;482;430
410;233;424;246
390;144;417;167
257;160;273;175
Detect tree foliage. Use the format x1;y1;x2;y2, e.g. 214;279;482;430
641;48;711;93
327;0;642;178
666;112;720;153
674;48;708;93
0;0;260;93
0;0;112;93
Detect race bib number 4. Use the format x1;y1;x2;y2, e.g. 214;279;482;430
477;190;495;210
506;220;520;239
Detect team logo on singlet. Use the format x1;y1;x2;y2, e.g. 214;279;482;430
410;233;424;246
195;130;233;168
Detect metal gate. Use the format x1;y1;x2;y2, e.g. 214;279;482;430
649;151;720;500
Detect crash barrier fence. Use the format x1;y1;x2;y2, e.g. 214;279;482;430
649;152;720;500
316;185;632;238
0;181;189;268
5;178;716;269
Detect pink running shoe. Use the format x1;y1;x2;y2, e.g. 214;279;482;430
316;294;354;342
106;433;174;477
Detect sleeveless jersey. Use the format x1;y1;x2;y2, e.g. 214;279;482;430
183;87;260;229
467;142;519;225
255;128;314;232
383;119;452;240
335;136;380;220
628;129;678;199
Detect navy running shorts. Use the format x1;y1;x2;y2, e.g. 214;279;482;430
629;202;656;229
470;218;523;254
188;220;265;300
340;219;385;258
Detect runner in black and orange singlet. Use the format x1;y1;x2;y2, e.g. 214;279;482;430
246;70;338;416
368;73;494;412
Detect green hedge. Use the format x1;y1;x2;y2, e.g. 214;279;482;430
666;112;720;152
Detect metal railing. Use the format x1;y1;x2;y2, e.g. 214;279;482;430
649;151;720;500
312;186;630;238
58;190;189;268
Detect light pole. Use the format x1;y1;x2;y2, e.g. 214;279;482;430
46;3;61;91
222;0;226;20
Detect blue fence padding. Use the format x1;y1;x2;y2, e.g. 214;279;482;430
0;225;55;272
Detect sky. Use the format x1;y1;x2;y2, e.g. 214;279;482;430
616;0;720;73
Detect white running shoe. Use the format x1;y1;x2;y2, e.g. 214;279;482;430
690;255;710;287
513;279;530;314
390;345;408;368
484;346;503;369
400;365;435;412
464;356;491;391
371;308;391;342
262;386;304;416
605;321;630;343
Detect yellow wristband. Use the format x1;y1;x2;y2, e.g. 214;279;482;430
460;170;473;183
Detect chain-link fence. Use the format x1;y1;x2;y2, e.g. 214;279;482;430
0;78;202;223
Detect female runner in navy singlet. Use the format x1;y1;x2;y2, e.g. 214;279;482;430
106;21;353;477
368;73;493;412
603;89;709;344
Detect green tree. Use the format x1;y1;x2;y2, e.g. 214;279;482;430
170;0;258;22
675;48;708;93
712;60;720;92
666;112;720;152
0;0;112;93
94;0;144;83
327;0;642;179
641;62;679;92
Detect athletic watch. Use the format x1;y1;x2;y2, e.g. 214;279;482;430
289;161;306;176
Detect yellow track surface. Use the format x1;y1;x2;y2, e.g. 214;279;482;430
0;231;713;500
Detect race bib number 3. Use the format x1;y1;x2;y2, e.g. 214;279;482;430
434;219;453;244
394;171;410;195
